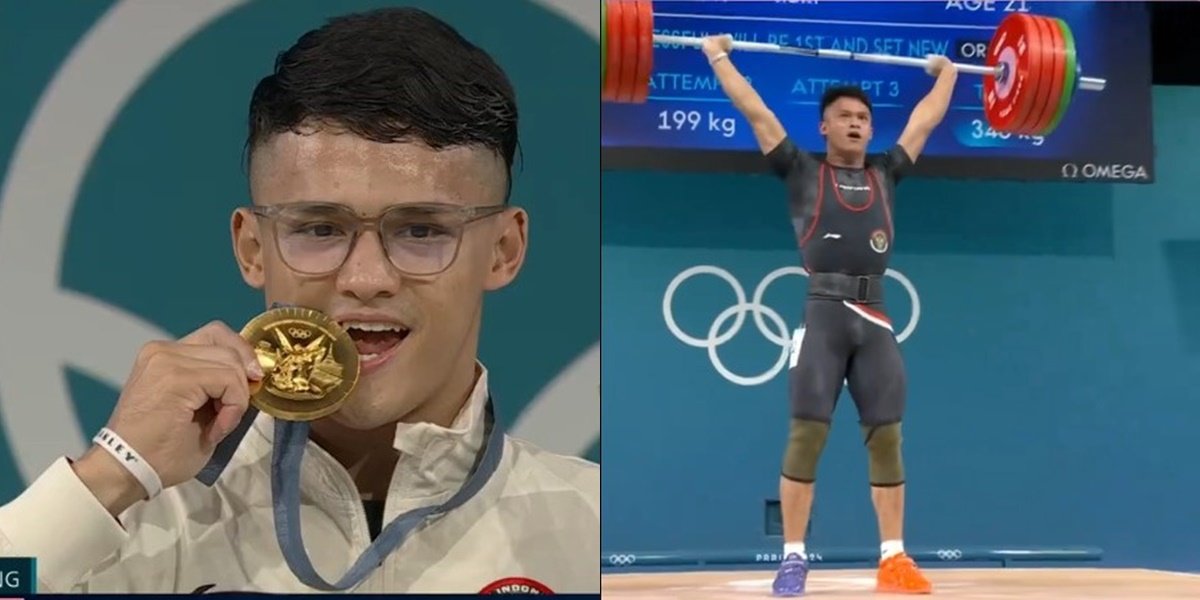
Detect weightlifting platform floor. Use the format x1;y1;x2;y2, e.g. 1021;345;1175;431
601;567;1200;598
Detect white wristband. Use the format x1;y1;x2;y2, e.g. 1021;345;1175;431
709;52;728;65
92;428;163;500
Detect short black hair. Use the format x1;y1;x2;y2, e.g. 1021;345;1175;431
819;85;872;119
245;7;520;198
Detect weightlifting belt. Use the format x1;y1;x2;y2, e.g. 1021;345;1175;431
807;272;884;303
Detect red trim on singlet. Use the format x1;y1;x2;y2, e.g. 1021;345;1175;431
826;162;875;212
868;168;894;240
844;301;894;332
798;166;824;248
848;301;892;324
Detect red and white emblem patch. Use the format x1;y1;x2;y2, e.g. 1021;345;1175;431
869;228;889;254
480;577;554;594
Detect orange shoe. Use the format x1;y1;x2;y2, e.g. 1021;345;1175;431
875;552;933;594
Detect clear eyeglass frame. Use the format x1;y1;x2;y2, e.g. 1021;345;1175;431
247;201;509;277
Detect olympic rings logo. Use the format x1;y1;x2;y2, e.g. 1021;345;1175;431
662;265;921;386
935;549;963;561
607;554;637;566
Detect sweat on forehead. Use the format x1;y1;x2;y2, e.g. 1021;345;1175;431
248;129;508;208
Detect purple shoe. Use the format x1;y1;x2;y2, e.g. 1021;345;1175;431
772;553;809;597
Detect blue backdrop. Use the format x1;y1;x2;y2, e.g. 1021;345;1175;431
601;85;1200;573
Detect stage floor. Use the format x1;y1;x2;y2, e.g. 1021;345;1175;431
601;567;1200;599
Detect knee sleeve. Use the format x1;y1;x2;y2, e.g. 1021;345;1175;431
862;422;904;486
781;419;830;482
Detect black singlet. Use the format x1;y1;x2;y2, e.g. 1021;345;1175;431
766;137;912;274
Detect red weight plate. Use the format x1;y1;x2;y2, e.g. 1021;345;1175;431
1029;15;1066;135
1016;15;1059;135
602;0;623;102
612;0;630;102
601;0;612;100
632;0;654;103
609;0;624;101
1022;14;1051;134
983;15;1020;131
984;13;1041;133
610;0;627;102
619;0;640;102
1002;15;1036;133
626;0;643;103
1008;14;1047;134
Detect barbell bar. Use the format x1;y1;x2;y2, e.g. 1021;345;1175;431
652;34;1105;92
602;0;1108;136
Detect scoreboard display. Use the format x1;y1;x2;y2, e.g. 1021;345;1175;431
601;1;1154;183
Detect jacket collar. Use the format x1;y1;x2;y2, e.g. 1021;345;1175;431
386;363;491;502
249;363;493;504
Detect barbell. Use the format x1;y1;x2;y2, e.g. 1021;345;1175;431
601;0;1107;136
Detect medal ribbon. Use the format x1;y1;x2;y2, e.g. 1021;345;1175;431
271;400;504;591
200;401;504;591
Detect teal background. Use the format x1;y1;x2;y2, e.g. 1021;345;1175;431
0;0;599;502
601;85;1199;572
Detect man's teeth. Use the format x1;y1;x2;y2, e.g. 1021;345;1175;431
342;321;405;333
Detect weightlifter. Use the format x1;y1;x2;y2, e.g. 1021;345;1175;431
701;34;957;596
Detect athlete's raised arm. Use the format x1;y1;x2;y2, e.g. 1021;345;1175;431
702;35;787;155
897;55;958;163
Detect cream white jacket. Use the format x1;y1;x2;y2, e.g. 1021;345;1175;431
0;366;599;593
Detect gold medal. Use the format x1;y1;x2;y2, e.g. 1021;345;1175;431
239;306;360;421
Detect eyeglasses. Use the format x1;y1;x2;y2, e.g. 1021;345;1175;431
248;202;507;277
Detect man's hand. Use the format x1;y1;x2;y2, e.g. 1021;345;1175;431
72;321;264;516
702;35;734;61
924;55;956;77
